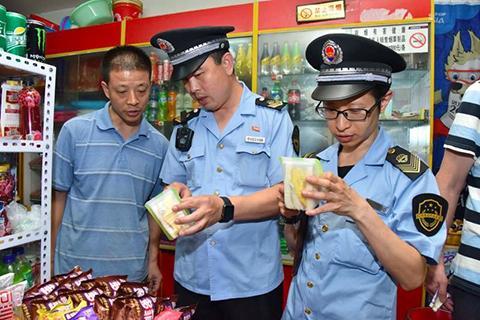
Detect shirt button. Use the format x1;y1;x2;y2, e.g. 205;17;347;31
187;154;191;160
315;253;320;260
321;224;329;232
306;281;314;288
304;307;312;315
213;191;220;196
218;143;224;149
216;167;223;173
210;240;216;246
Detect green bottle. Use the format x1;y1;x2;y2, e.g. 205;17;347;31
0;254;23;284
0;5;6;50
5;11;26;57
12;247;33;288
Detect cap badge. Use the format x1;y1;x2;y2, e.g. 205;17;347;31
322;40;343;65
156;39;175;53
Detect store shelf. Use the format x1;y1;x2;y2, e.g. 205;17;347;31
0;230;43;250
0;140;49;153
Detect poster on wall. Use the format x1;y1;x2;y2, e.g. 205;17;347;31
433;0;480;172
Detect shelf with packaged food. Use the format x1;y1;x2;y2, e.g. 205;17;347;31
0;50;55;285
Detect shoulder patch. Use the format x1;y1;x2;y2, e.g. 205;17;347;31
386;145;428;180
412;193;448;236
255;97;286;111
173;109;201;126
292;125;300;156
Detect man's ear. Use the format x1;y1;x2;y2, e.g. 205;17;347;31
222;52;235;76
379;90;393;113
101;81;110;100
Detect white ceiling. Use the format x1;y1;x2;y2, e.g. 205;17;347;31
1;0;81;16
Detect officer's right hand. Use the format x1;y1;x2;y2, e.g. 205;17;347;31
167;182;192;198
172;195;224;236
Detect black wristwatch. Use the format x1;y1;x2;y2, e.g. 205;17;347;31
219;196;234;223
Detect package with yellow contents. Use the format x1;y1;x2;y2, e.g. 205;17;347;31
281;157;323;210
145;189;190;240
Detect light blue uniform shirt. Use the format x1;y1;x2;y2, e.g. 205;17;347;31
283;128;446;320
445;80;480;287
53;103;169;281
160;84;295;300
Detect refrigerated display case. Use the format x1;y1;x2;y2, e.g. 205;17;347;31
257;22;432;162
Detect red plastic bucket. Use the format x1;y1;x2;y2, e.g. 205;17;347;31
113;0;142;21
406;307;452;320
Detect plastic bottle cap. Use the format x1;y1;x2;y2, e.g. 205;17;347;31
3;254;15;264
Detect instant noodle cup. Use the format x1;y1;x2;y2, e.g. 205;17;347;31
145;189;190;240
113;0;143;21
281;157;323;211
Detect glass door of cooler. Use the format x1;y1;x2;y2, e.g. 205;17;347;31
257;23;431;162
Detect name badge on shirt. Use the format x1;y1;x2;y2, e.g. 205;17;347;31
245;135;266;144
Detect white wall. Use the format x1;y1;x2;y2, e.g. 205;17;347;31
39;0;258;25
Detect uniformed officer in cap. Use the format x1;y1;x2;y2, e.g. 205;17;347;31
279;33;448;320
152;26;295;320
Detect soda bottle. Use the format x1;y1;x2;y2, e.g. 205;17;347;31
287;79;301;121
261;87;269;99
167;84;177;121
145;84;158;122
149;52;159;84
235;44;246;78
270;42;281;78
12;246;33;288
281;41;291;75
18;80;42;140
245;43;252;77
183;91;193;112
157;84;168;121
175;85;185;118
271;80;283;102
291;41;304;75
260;43;270;76
0;254;23;284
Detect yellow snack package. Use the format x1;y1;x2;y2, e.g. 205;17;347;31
145;188;190;240
281;157;323;210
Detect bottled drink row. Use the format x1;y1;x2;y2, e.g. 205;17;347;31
260;41;305;79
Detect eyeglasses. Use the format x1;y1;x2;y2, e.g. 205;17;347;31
315;99;381;121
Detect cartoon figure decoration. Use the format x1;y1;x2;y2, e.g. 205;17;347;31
433;3;480;171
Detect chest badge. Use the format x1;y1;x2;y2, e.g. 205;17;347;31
245;135;266;144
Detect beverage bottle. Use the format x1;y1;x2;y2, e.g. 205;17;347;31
287;79;301;121
146;85;158;122
245;43;252;77
0;254;23;284
291;41;304;75
149;52;159;84
271;80;283;102
235;44;246;78
183;92;193;112
270;41;281;78
261;87;269;99
18;80;42;140
175;86;185;118
167;84;177;121
192;99;200;110
281;41;291;75
260;43;270;76
157;83;168;121
12;246;33;288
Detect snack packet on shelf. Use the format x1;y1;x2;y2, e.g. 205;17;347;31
281;157;323;210
145;189;190;240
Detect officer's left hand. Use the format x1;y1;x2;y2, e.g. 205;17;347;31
172;195;224;236
302;172;369;218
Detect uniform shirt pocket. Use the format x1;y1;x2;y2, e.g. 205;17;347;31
179;146;206;189
235;143;271;188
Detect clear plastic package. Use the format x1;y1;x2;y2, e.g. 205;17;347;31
145;189;190;240
281;157;323;210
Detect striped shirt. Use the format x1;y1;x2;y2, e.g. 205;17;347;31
444;80;480;289
53;103;169;281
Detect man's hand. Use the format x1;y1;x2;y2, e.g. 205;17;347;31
167;182;191;198
426;262;453;311
278;183;301;218
147;261;163;295
172;195;224;236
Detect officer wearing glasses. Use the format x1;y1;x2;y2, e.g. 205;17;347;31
279;34;448;319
